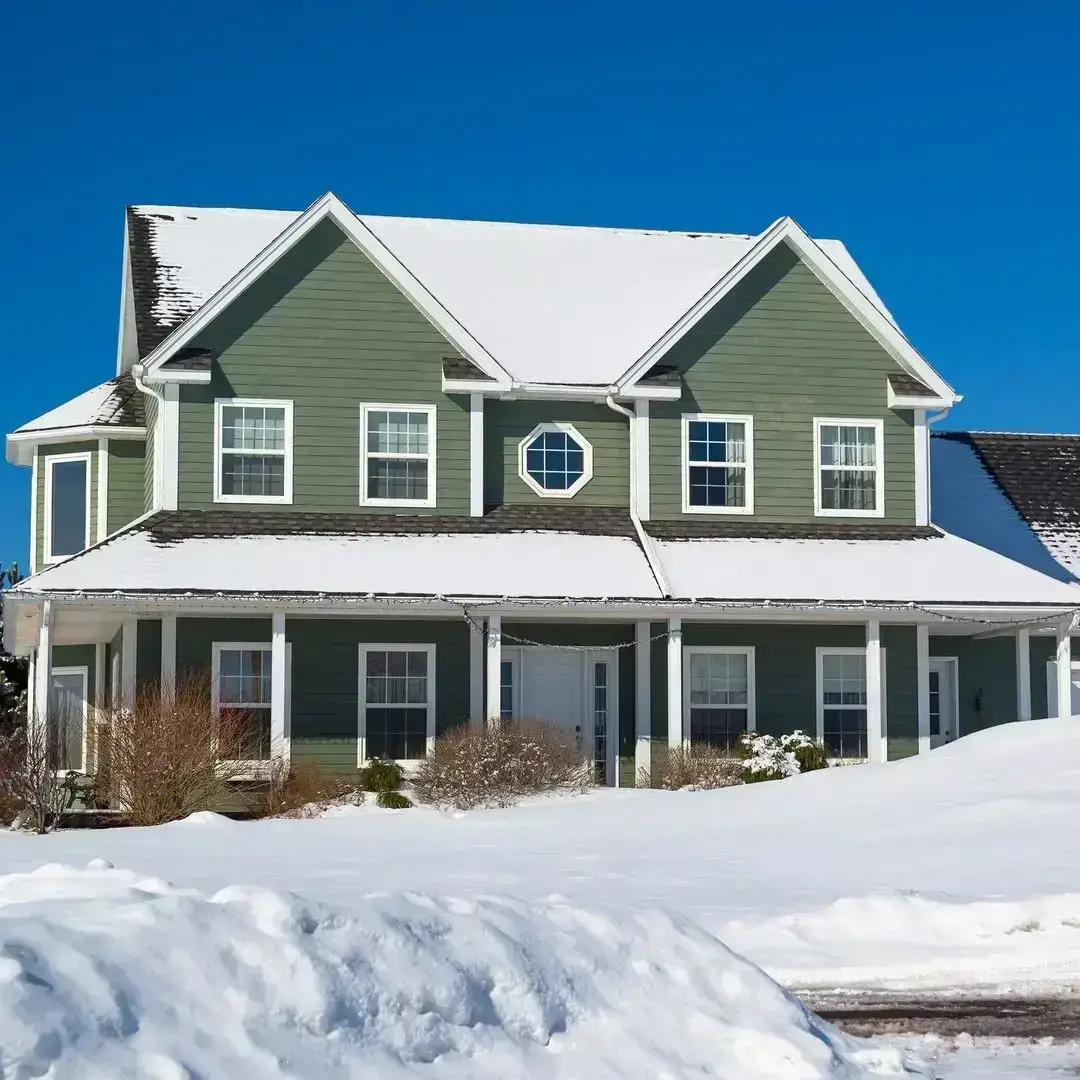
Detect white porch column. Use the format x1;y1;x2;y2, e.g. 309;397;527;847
271;612;288;761
1055;617;1074;719
485;614;502;726
26;648;36;727
469;618;484;725
469;393;484;517
635;621;651;780
666;617;682;748
160;615;177;702
121;615;137;710
916;623;931;754
865;619;885;764
34;602;52;731
1016;628;1032;722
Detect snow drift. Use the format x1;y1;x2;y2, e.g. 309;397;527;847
0;863;908;1079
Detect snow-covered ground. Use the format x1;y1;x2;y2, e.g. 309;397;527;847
2;718;1080;1075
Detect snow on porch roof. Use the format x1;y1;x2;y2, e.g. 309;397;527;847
128;204;893;385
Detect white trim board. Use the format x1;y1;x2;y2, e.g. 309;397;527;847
357;642;437;766
517;422;594;499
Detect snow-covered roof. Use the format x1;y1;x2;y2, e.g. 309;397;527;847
15;513;1080;610
127;204;894;385
931;433;1080;582
11;372;146;435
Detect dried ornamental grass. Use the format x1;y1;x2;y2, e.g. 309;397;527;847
639;743;743;791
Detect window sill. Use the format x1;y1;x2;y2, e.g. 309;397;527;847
681;504;755;516
813;508;886;519
213;495;293;506
359;499;437;509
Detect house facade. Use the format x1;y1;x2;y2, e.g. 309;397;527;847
5;193;1079;786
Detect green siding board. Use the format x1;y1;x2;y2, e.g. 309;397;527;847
107;440;146;534
649;245;916;525
884;626;918;760
485;403;629;507
930;635;1022;735
136;619;162;689
178;220;469;515
35;441;98;570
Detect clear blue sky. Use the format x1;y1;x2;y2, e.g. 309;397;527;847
2;1;1077;572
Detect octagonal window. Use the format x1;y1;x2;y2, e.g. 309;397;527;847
518;423;593;498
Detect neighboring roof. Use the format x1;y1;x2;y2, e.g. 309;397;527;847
12;371;146;434
932;432;1080;581
15;509;1079;610
126;202;901;387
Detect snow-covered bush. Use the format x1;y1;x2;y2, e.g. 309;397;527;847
412;719;591;810
639;743;742;790
738;731;829;783
248;762;364;819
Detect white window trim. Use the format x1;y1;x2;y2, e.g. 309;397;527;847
681;414;755;515
50;664;88;774
813;417;885;519
815;646;888;761
929;655;961;739
43;451;93;564
360;403;438;508
517;422;594;499
357;643;437;767
213;398;294;505
682;645;757;741
211;641;291;778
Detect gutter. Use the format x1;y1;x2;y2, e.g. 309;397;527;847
603;393;671;597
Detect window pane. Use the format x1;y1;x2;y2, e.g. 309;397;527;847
819;425;876;469
822;654;866;706
688;652;748;706
49;672;84;769
500;660;514;719
367;411;429;455
822;708;867;759
689;707;747;751
688;421;745;465
820;469;876;511
929;670;940;736
368;458;429;500
366;707;428;760
688;465;746;508
364;651;428;708
222;406;286;452
221;454;285;497
49;459;88;558
525;429;587;491
593;662;608;783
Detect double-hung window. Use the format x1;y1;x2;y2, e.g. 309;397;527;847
683;414;753;513
44;452;92;562
212;643;274;762
684;647;755;749
359;644;436;762
214;400;293;503
360;404;436;507
817;649;869;760
814;418;884;517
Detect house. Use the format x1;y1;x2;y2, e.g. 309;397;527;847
5;193;1079;787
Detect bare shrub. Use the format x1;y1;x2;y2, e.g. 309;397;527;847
639;743;743;791
99;672;261;827
0;707;81;832
248;760;365;819
412;719;592;810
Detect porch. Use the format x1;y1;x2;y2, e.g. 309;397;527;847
17;600;1080;787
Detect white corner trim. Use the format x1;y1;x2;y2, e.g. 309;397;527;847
617;218;958;405
517;422;594;499
357;642;437;765
682;644;757;737
359;402;438;509
812;417;886;519
42;451;93;565
680;413;754;515
270;613;290;764
916;623;931;754
141;192;512;388
162;384;179;510
634;400;651;521
666;618;683;749
913;409;929;526
160;614;177;696
469;393;484;516
96;438;109;543
213;398;294;505
29;448;39;575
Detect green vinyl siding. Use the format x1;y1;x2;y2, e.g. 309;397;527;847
485;402;629;507
107;440;146;534
34;441;97;571
650;244;916;524
883;625;917;759
177;220;469;514
136;619;162;689
143;395;157;513
931;635;1022;735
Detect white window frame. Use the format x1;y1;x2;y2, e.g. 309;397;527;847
357;643;437;766
682;645;756;745
815;646;887;761
211;641;291;777
517;422;594;499
213;398;294;505
813;417;885;519
43;451;93;564
681;414;754;515
360;403;438;508
49;664;88;774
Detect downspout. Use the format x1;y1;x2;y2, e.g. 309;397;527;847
604;393;671;597
132;363;166;510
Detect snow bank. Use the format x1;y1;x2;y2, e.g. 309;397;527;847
0;863;907;1078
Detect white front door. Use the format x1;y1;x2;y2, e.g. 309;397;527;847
928;658;958;749
502;647;617;784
